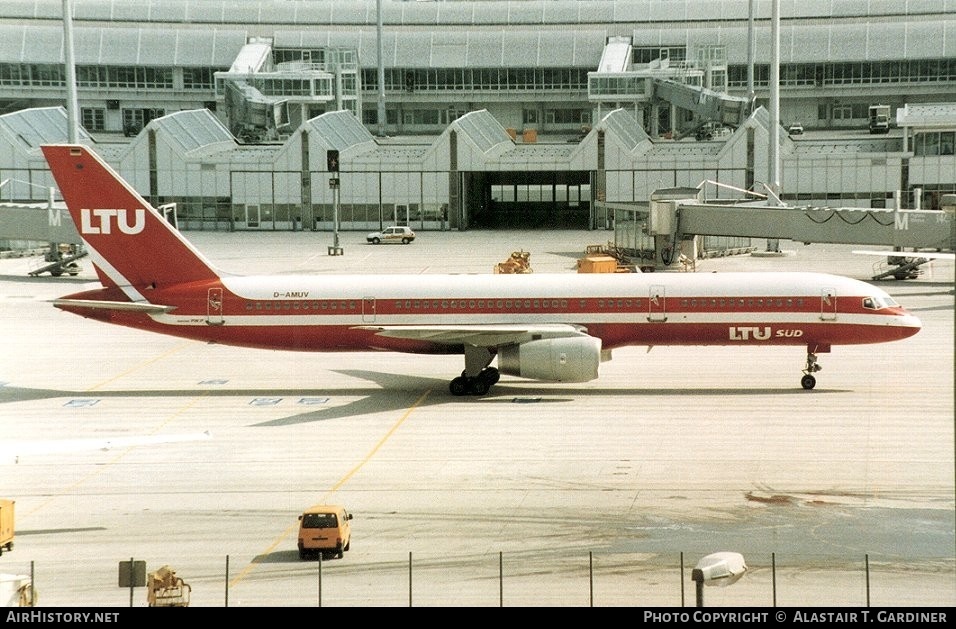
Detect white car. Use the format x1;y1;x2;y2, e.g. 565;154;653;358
366;226;416;244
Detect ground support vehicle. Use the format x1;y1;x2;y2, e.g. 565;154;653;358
297;505;353;559
0;500;13;556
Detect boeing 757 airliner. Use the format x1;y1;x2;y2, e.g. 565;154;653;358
41;144;921;394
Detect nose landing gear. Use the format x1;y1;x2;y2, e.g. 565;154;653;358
801;352;822;389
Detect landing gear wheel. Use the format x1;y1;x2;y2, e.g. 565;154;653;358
449;376;469;396
450;370;498;396
801;352;822;389
470;378;490;396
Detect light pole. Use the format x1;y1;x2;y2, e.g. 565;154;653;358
327;149;343;256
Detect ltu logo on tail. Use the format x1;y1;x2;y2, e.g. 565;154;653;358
80;208;146;235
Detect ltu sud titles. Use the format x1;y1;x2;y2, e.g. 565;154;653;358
6;611;120;623
642;611;947;623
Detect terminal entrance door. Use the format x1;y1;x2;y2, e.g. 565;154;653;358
244;205;261;228
393;205;409;226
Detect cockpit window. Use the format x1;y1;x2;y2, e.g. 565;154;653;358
862;296;899;310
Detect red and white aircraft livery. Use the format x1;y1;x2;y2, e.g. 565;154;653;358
42;144;921;394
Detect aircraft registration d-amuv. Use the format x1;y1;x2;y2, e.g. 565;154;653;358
41;144;921;394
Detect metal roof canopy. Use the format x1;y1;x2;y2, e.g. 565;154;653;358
0;24;247;65
5;1;952;67
147;110;235;155
0;107;90;151
14;0;946;29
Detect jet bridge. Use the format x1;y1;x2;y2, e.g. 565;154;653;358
652;79;751;132
598;191;955;276
589;38;750;138
0;202;81;245
0;201;87;276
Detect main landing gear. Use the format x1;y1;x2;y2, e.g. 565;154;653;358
801;352;822;390
449;345;499;396
449;367;500;396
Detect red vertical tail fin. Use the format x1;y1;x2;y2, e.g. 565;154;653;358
41;144;220;291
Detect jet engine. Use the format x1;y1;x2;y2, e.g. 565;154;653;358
497;336;601;382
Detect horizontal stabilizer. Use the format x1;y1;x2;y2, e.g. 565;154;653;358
52;298;176;314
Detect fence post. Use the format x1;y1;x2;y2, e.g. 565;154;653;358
865;554;870;607
224;555;229;607
680;551;685;606
772;552;776;606
499;551;503;607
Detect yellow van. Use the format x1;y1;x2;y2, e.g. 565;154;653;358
297;504;353;560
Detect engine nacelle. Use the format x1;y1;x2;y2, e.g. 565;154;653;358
497;336;601;382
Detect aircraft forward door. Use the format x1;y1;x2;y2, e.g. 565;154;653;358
820;288;837;321
207;288;224;325
648;285;667;322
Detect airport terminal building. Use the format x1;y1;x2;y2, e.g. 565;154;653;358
0;0;954;233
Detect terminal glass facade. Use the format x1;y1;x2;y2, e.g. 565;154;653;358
727;59;956;89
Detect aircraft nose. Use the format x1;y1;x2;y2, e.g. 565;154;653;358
898;312;922;337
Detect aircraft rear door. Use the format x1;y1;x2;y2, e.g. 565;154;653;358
362;297;376;322
207;288;224;325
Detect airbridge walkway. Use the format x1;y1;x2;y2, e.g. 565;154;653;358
599;192;955;272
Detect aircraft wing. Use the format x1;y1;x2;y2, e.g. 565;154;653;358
354;323;590;347
852;250;955;260
1;431;212;464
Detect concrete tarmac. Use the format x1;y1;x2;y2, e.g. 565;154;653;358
0;229;953;607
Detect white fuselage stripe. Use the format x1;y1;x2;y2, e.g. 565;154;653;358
155;311;910;328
